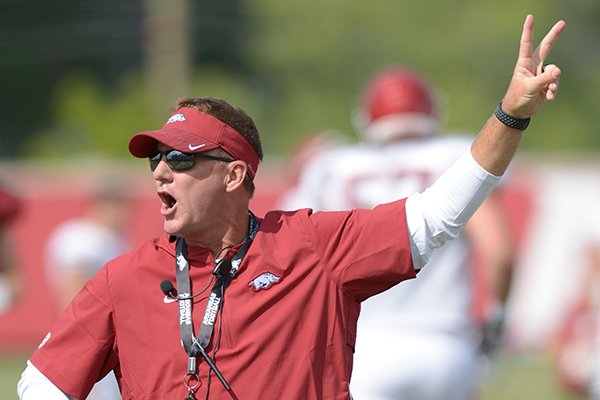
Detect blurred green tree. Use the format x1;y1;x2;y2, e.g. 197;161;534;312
10;0;600;159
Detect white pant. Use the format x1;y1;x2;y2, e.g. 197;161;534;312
350;328;483;400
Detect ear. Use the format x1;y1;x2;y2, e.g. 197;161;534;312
224;161;247;193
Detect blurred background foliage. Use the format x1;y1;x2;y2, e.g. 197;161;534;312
0;0;598;161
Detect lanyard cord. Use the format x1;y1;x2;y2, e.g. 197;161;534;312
175;213;258;395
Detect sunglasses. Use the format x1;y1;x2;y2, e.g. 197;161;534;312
149;149;234;172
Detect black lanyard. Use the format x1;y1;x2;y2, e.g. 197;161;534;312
175;213;258;398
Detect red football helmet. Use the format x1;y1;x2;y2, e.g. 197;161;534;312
354;67;439;143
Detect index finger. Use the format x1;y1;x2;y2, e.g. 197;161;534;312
519;14;533;58
518;14;535;60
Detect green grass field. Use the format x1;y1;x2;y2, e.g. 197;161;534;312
0;352;587;399
1;355;26;400
479;353;586;400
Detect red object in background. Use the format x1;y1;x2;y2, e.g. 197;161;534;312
0;186;21;223
360;67;437;122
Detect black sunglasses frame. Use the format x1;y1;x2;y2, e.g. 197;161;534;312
149;149;234;172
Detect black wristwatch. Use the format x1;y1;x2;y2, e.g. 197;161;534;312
494;101;530;131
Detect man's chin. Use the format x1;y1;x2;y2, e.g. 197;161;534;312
163;222;182;238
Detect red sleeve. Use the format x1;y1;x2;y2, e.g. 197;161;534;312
304;199;416;302
30;265;118;399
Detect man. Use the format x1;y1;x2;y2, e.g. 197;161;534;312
280;66;516;400
18;15;565;400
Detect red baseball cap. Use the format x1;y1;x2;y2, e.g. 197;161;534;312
129;107;260;180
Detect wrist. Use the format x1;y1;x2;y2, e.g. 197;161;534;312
494;101;531;131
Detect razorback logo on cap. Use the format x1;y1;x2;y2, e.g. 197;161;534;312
166;114;187;124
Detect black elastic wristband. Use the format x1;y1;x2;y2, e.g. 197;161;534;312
494;101;530;131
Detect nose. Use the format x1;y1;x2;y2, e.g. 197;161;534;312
152;155;173;182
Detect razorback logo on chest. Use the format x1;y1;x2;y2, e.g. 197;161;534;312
248;272;281;291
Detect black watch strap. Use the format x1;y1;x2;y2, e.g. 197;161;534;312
494;101;530;131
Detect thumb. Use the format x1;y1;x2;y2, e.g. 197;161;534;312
533;64;561;88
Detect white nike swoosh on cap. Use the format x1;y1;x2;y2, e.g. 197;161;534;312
188;144;206;151
163;295;177;304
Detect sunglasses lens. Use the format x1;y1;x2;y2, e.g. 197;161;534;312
166;150;195;171
149;153;162;172
148;150;197;172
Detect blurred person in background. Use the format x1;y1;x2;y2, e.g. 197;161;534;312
555;209;600;399
589;236;600;400
280;67;516;400
0;183;23;313
44;180;130;400
46;181;130;311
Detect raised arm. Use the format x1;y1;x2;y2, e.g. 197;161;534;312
406;15;566;269
471;14;566;176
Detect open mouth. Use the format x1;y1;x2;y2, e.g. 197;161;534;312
158;191;177;212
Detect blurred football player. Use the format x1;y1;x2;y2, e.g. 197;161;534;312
281;67;517;400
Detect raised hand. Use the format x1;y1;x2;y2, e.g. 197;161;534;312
502;14;566;118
